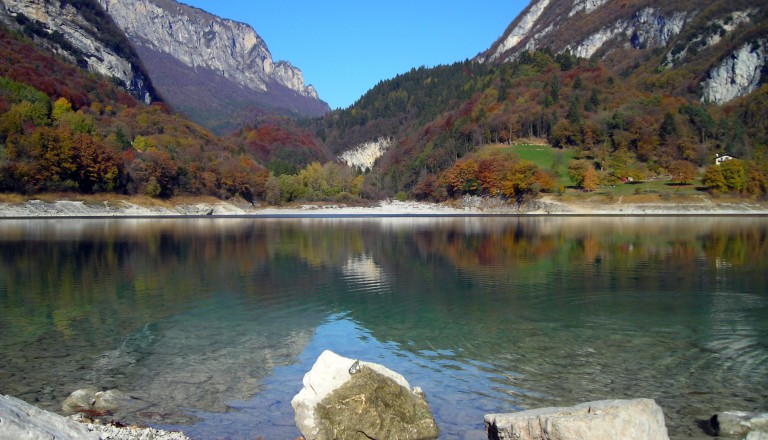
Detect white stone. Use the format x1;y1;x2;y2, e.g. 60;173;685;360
485;399;670;440
716;411;768;437
0;394;100;440
291;350;416;440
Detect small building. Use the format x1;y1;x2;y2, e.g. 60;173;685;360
715;153;736;166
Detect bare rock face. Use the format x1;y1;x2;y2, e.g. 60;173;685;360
0;0;154;103
291;350;439;440
485;398;670;440
98;0;318;100
479;0;691;63
702;40;767;105
339;138;392;172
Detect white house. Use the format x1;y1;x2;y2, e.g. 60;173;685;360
715;153;736;166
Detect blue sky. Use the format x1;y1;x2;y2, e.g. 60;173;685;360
180;1;527;110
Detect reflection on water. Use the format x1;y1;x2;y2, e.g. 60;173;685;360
0;217;766;439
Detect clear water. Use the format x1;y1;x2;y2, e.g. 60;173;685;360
0;217;766;439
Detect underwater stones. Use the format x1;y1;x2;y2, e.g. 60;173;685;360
291;350;439;440
485;398;670;440
62;388;138;417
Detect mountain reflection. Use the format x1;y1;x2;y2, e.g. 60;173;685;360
0;217;766;438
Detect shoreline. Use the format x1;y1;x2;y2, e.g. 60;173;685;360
0;195;767;218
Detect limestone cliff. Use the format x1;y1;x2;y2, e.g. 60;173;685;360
478;0;767;105
98;0;329;127
702;40;767;105
0;0;155;103
339;138;392;172
479;0;691;63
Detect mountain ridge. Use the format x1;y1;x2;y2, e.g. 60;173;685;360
0;0;158;103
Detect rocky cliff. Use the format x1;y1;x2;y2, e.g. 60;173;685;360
701;39;767;104
98;0;328;130
478;0;767;104
479;0;694;63
339;138;392;172
0;0;155;103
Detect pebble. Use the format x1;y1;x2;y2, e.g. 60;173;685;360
86;423;191;440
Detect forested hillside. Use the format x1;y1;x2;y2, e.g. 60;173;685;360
1;0;767;206
309;2;768;201
0;25;272;201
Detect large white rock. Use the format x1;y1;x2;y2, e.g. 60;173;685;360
0;394;99;440
713;411;768;437
291;350;438;440
485;398;670;440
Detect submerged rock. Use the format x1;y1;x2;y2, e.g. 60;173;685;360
707;411;768;438
62;388;141;418
485;398;670;440
291;350;439;440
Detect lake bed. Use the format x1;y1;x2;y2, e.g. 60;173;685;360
0;217;766;439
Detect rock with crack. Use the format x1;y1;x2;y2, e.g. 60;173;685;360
485;398;670;440
291;350;439;440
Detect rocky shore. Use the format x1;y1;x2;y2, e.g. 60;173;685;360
0;394;189;440
0;195;766;217
3;346;767;440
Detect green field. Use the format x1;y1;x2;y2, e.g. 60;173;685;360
481;143;707;197
482;143;576;186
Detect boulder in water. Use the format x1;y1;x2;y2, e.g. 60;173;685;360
485;398;670;440
708;411;768;438
62;388;138;417
291;350;439;440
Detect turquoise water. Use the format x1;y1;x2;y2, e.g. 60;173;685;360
0;217;766;439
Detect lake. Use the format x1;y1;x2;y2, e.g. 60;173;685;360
0;216;766;439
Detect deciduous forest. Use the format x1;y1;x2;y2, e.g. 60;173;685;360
1;3;767;204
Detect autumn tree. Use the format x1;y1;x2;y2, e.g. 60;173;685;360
73;133;122;192
582;166;600;192
567;159;593;188
719;159;746;192
477;157;507;196
702;165;727;192
667;160;697;184
130;150;177;197
51;97;73;122
441;158;480;196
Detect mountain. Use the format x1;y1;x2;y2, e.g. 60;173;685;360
477;0;767;104
0;0;157;103
311;0;768;200
0;19;283;201
98;0;330;133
